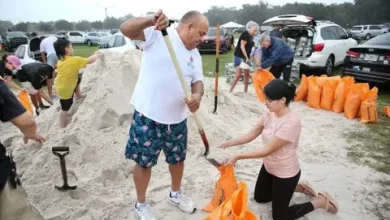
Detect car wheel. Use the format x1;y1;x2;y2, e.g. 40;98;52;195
87;40;92;46
365;34;371;40
325;56;334;76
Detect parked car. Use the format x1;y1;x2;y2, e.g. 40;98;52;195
197;27;233;53
85;32;111;46
263;14;358;75
260;25;273;34
350;25;383;40
55;31;86;44
99;32;137;53
13;34;67;66
342;33;390;84
378;25;389;34
1;31;29;52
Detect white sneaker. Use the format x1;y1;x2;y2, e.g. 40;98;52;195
134;202;158;220
167;190;196;214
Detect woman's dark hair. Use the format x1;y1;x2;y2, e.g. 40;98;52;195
1;54;8;62
54;38;70;59
264;79;296;106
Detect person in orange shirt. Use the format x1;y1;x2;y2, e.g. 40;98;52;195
218;79;339;220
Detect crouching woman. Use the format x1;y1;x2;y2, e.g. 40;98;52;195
218;79;339;220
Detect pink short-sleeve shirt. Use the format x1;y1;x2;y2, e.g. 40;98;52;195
260;111;301;178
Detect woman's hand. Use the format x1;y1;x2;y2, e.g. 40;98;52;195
217;141;231;149
223;155;238;166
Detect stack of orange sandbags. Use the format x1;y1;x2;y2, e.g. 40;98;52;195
295;75;380;123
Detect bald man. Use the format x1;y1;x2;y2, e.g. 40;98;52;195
120;9;208;219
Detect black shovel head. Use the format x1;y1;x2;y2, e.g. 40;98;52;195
206;158;222;167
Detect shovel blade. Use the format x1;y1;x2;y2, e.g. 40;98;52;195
206;158;222;167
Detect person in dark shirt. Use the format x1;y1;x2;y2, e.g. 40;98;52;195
8;56;53;116
0;80;45;219
269;24;283;39
230;21;259;93
260;35;295;82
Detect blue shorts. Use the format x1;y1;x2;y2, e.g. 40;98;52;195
125;110;188;168
234;56;244;67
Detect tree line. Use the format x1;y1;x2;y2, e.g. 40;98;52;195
204;0;389;28
1;0;389;35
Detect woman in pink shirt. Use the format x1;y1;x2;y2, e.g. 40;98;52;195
218;79;339;219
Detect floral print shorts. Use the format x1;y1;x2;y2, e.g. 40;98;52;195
125;110;188;168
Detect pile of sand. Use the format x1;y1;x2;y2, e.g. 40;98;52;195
2;50;389;220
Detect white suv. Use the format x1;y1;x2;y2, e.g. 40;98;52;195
350;25;384;40
263;14;358;76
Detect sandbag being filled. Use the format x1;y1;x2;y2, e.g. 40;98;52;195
307;77;322;109
203;165;238;212
252;69;275;103
332;76;355;113
360;87;378;123
204;181;258;220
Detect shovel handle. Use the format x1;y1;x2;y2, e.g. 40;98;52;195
161;30;204;131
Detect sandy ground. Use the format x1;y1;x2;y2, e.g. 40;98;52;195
1;50;389;220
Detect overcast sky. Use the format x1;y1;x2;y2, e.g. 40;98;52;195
1;0;353;23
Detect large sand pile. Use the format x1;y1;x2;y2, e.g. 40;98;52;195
2;50;389;220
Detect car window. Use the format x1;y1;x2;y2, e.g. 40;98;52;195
114;36;125;47
107;36;116;47
69;32;82;37
16;46;25;58
363;26;368;30
89;33;96;37
320;28;331;40
335;26;348;39
351;26;362;31
364;33;390;46
370;26;381;30
14;47;21;57
324;27;338;40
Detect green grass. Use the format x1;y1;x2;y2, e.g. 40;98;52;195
201;50;234;77
345;87;390;174
0;44;98;59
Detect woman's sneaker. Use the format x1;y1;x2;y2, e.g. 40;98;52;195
167;190;196;214
134;202;157;220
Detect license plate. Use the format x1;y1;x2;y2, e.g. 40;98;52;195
362;67;370;72
364;54;378;61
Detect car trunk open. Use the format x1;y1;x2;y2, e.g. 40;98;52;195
29;37;43;62
263;15;316;58
282;27;315;58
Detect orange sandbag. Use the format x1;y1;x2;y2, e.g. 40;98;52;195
320;79;339;111
332;76;355;113
344;83;370;119
316;75;341;88
203;165;238;212
384;106;390;117
204;182;258;220
307;77;322;109
360;87;378;123
294;74;309;102
17;90;33;115
252;69;275;103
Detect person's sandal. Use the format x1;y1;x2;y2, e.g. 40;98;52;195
296;180;317;198
318;191;339;214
